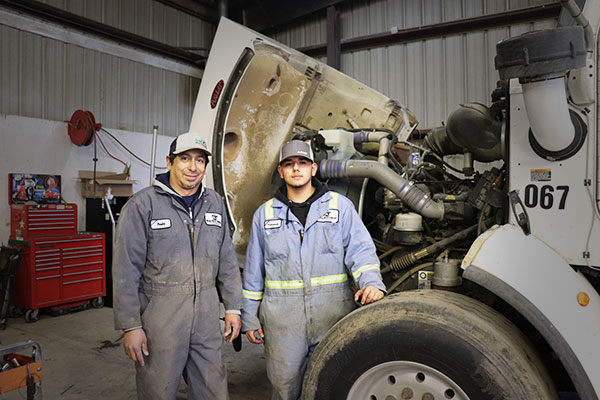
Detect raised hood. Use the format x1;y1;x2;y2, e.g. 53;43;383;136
190;17;417;251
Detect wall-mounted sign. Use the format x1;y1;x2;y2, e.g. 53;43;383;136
9;173;61;204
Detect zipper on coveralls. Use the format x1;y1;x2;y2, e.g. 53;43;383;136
188;207;197;300
299;229;304;245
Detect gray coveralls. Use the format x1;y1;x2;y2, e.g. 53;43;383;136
113;178;243;400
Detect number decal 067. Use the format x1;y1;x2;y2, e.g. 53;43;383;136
524;185;569;210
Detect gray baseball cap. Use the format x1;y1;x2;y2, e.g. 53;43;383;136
279;140;314;163
169;132;212;157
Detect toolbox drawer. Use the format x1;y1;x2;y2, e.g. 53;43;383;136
63;275;104;300
10;233;106;310
34;275;61;305
10;204;77;239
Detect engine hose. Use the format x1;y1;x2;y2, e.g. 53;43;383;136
320;159;445;219
353;130;390;144
388;252;417;271
384;223;480;273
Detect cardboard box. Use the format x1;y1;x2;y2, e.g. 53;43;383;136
79;170;136;198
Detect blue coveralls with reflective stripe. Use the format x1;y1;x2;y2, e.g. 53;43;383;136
241;191;385;400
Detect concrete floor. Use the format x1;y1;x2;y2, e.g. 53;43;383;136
0;307;271;399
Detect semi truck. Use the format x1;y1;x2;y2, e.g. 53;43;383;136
190;1;600;398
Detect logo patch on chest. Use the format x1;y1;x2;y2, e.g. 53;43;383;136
317;209;339;223
150;219;171;230
205;213;222;227
264;219;282;229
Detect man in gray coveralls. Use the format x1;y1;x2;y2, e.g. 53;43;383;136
113;132;243;399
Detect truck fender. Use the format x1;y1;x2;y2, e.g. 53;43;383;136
462;224;600;400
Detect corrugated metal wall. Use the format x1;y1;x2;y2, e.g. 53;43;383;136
0;0;214;136
41;0;215;50
1;0;561;134
272;0;558;128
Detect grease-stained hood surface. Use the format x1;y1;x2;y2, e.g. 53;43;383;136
190;18;417;250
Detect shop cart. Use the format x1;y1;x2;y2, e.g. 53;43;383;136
0;340;42;399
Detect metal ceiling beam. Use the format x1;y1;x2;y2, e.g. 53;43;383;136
0;0;205;66
237;0;347;33
326;6;340;70
0;6;203;78
297;3;562;57
154;0;218;23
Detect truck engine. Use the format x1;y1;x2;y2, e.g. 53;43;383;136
312;96;507;294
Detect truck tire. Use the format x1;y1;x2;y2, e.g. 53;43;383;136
302;290;557;400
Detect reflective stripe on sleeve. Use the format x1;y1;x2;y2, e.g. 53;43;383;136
329;192;339;209
243;289;264;300
352;264;381;280
265;280;304;289
311;273;348;286
265;198;274;220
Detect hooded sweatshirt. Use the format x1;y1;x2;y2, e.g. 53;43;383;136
274;177;328;227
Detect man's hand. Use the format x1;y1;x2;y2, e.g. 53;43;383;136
224;313;242;343
123;328;149;366
354;285;385;305
245;329;264;344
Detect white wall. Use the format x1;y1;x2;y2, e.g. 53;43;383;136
0;114;174;243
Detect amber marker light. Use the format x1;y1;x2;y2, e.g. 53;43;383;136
577;292;590;307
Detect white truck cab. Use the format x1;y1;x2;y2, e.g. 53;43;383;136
191;1;600;398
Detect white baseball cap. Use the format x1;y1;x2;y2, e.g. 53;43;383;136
169;132;212;157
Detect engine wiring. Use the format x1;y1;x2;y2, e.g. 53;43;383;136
386;133;466;192
397;140;464;175
386;134;406;175
386;262;433;293
477;167;505;235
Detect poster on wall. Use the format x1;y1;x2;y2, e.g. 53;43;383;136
9;173;61;204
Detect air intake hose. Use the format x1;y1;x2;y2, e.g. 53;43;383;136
320;159;444;220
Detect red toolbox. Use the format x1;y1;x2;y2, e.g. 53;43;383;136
9;233;106;321
10;203;77;239
7;174;107;322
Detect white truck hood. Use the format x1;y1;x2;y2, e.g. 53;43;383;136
190;17;417;250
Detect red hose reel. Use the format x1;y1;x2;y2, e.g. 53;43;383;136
67;110;102;146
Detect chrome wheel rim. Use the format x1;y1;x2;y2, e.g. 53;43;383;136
347;360;470;400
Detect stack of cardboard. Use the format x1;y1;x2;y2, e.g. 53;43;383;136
79;168;135;198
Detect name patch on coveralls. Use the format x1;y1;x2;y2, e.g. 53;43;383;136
151;219;171;230
317;209;339;223
205;213;222;227
264;219;282;229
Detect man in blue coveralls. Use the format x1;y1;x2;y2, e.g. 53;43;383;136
241;139;386;400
